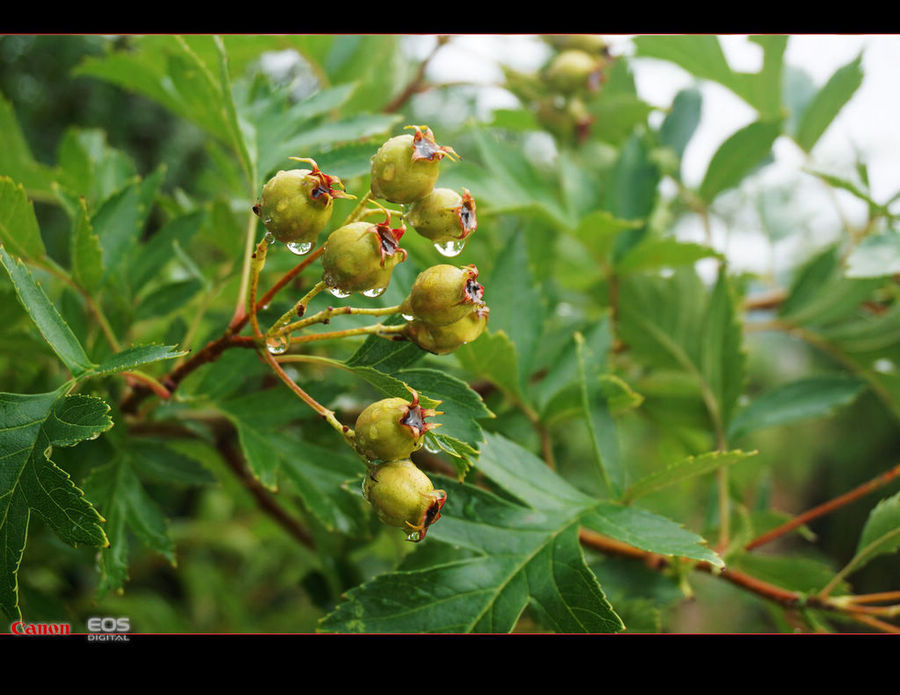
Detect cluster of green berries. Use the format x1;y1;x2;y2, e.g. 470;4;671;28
357;388;447;542
252;125;490;540
503;35;612;143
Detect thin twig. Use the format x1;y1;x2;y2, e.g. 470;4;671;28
383;36;451;114
745;462;900;551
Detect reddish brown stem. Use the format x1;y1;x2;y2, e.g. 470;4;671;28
383;36;450;114
745;462;900;551
845;591;900;605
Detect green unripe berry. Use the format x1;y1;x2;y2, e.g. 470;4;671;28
404;305;489;355
253;159;351;246
543;34;610;56
545;49;607;94
406;188;477;244
321;220;408;296
362;459;447;542
370;125;458;204
354;389;441;462
400;264;485;327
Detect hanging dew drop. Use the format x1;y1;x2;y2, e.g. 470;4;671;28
402;313;415;321
286;240;313;256
362;286;386;298
327;286;352;299
406;530;422;542
264;231;275;244
265;334;289;355
434;240;466;257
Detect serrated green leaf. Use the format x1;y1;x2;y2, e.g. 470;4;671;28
91;168;164;283
90;344;187;377
0;177;46;261
795;53;864;153
82;453;175;596
0;388;112;620
728;375;866;440
321;479;622;633
845;230;900;278
344;315;424;373
622;450;756;504
606;135;660;260
0;246;95;377
70;197;104;292
698;120;781;203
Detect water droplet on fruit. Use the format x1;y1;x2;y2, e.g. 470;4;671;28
423;437;440;454
434;240;466;257
405;529;422;542
362;286;386;298
402;313;414;321
286;240;313;256
265;334;289;355
327;286;352;299
264;231;275;244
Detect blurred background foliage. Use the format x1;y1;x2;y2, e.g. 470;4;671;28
1;34;898;633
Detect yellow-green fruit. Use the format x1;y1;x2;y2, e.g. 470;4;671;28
254;168;335;245
400;264;485;327
321;221;407;295
370;126;458;204
406;188;477;243
404;305;489;354
362;459;447;541
543;34;609;56
545;49;606;94
355;395;437;462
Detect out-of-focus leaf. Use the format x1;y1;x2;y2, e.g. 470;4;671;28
659;87;702;164
728;375;867;439
794;53;863;153
0;177;45;261
845;230;900;278
83;453;176;596
698;120;781;204
455;330;525;404
616;237;721;274
576;330;624;497
135;279;204;321
842;491;900;578
0;96;57;199
588;94;653;146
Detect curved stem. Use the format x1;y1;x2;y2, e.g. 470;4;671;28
745;462;900;551
266;280;328;336
248;237;269;338
288;322;407;345
261;348;354;447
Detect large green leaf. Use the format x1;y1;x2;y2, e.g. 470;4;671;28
0;246;95;377
320;432;720;633
69;197;104;293
455;330;526;404
659;87;703;164
0;388;112;620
